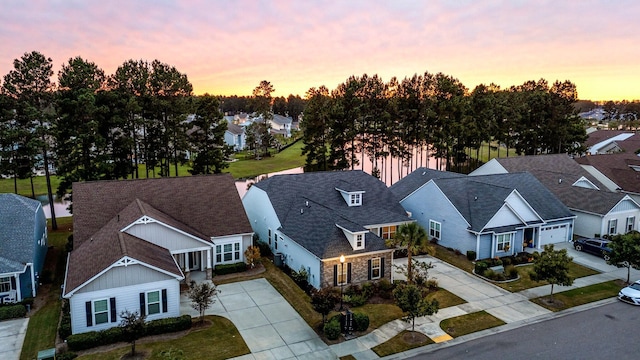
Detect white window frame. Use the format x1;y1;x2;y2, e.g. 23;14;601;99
356;234;363;248
146;290;161;315
338;264;347;285
93;298;109;325
627;216;636;232
496;233;514;252
350;193;362;206
381;225;397;240
608;219;618;235
0;277;11;293
216;241;242;264
429;220;441;239
371;257;381;279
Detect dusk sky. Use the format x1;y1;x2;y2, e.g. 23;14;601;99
1;0;638;101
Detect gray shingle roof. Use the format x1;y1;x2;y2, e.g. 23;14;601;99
494;154;630;215
392;169;574;232
255;171;408;258
0;194;42;273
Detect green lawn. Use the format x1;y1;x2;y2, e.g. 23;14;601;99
440;311;506;338
531;280;624;312
372;330;434;357
75;316;249;360
496;262;600;293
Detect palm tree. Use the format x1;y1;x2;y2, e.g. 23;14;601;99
386;222;433;284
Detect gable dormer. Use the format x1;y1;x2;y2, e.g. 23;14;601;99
335;220;367;250
572;176;600;190
335;181;365;207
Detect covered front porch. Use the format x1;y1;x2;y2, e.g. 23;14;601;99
174;249;213;281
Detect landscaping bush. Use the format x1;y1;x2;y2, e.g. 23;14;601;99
0;304;26;320
255;239;273;258
361;282;374;299
146;315;192;336
323;316;341;340
501;256;512;266
67;329;111;351
214;262;247;275
426;279;439;290
506;265;519;279
474;260;489;275
56;352;78;360
58;313;72;340
454;249;462;256
344;294;367;307
466;250;476;261
376;278;394;299
484;269;496;280
353;312;369;331
345;284;360;297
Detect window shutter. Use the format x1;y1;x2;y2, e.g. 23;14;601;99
347;263;352;284
10;277;16;290
85;301;92;326
333;265;338;286
139;293;146;316
162;289;168;313
381;257;385;277
110;297;116;322
367;259;372;280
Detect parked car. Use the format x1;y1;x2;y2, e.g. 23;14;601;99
573;238;612;261
618;280;640;306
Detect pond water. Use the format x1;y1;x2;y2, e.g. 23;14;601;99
37;195;72;219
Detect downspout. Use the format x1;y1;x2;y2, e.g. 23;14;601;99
29;263;36;299
475;234;480;260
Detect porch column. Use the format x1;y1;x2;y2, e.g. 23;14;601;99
206;249;213;280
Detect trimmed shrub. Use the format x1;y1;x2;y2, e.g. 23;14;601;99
214;262;247;275
67;330;110;351
255;240;273;258
324;316;341;340
353;312;369;331
146;315;192;336
426;279;439;290
361;282;374;299
474;261;489;275
344;284;360;297
0;304;26;320
501;257;512;266
376;278;393;299
466;250;476;261
506;265;519;279
346;294;367;307
59;313;72;340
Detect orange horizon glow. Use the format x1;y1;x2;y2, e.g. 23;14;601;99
2;1;639;102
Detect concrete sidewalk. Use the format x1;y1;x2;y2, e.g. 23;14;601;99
329;241;636;359
0;318;29;360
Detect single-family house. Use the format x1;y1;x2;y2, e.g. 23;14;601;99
224;123;246;151
471;154;640;238
0;193;48;303
576;153;640;202
63;174;253;334
269;114;293;138
242;171;412;289
391;169;575;260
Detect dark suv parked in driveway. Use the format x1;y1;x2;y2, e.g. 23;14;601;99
573;238;612;261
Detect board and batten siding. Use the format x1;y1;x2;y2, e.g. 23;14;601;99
125;222;210;251
242;186;282;253
75;264;176;294
400;181;475;253
69;278;180;335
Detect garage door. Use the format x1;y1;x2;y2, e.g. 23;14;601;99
540;224;568;245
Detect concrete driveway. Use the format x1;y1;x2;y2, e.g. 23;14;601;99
555;242;640;282
180;278;337;360
0;318;29;360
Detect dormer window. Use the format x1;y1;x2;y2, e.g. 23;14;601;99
350;193;361;206
356;234;363;247
335;183;365;207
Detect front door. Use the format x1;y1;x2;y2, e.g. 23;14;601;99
188;251;201;271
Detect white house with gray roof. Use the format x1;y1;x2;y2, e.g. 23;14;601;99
0;193;48;303
242;171;412;288
472;154;640;238
391;169;575;260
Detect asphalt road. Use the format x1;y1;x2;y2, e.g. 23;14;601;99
408;301;639;360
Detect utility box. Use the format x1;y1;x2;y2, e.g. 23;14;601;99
274;253;283;267
37;348;55;360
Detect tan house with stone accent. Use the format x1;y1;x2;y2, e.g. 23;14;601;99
63;174;253;334
242;170;411;289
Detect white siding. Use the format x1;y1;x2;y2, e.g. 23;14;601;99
125;222;210;251
504;192;540;222
469;159;508;176
485;205;523;229
76;264;175;294
278;232;322;288
242;186;282;253
69;278;180;334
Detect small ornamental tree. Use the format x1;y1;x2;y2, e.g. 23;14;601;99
311;287;340;323
119;310;146;356
393;283;439;333
607;231;640;284
395;258;435;287
530;244;574;302
386;223;434;284
188;281;219;323
244;245;261;268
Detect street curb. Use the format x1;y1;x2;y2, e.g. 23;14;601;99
381;297;619;359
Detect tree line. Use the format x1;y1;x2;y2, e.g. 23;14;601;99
301;72;587;181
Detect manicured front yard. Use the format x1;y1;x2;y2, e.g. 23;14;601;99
531;280;624;312
372;330;434;357
75;316;249;360
440;311;506;338
496;262;600;293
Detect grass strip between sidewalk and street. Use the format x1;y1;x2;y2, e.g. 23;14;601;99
531;280;624;312
440;311;506;338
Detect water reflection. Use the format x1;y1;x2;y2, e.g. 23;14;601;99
37;195;72;219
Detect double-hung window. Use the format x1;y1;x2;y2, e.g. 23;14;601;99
0;277;10;293
381;226;397;239
93;299;109;325
146;290;161;315
608;219;618;235
627;217;636;232
371;258;381;279
429;220;441;240
496;233;513;252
